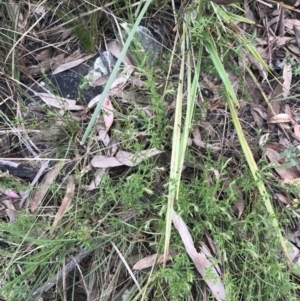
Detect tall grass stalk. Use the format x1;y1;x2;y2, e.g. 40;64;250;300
81;0;153;144
203;30;290;263
164;12;201;263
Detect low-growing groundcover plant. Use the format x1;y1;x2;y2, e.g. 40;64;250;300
1;0;300;300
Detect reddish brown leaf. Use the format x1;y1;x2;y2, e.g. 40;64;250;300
102;96;114;131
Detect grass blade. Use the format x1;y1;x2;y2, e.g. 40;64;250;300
81;0;153;144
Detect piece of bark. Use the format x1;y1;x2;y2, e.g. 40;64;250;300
0;160;37;181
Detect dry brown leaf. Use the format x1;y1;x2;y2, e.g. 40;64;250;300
52;53;95;75
285;104;292;116
5;209;18;223
88;94;102;108
282;63;292;99
90;41;135;92
205;230;217;254
94;122;111;146
283;178;300;184
267;82;283;120
251;107;266;127
2;199;18;222
268;113;293;124
133;253;170;270
50;54;68;71
210;168;220;180
266;147;300;180
242;49;267;80
102;96;114;131
106;138;119;157
192;127;202;147
0;188;19;198
8;0;25;28
256;46;270;62
244;0;256;23
84;169;108;191
25;48;61;74
52;176;75;228
2;199;16;210
32;3;47;15
89;74;110;87
35;92;85;111
285;19;300;31
91;155;123;168
35;48;52;61
294;124;300;140
275;193;292;205
286;239;300;277
107;40;135;68
233;199;245;219
29;163;63;212
252;106;267;120
293;24;300;48
91;149;163;168
27;60;53;76
115;149;163;167
172;210;225;301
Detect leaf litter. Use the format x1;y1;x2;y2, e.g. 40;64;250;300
3;0;300;300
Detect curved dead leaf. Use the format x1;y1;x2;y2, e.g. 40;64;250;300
35;92;84;111
133;254;170;270
283;178;300;184
275;193;292;205
52;54;95;75
5;209;18;223
266;147;300;180
84;169;108;191
282;63;292;99
2;199;18;222
102;96;114;131
172;210;225;301
0;188;19;198
29;163;63;212
268;113;293;124
94;122;110;146
116;149;163;167
294;124;300;140
90;155;123;168
52;176;75;228
233;199;245;219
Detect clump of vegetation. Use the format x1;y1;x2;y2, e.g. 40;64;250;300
1;0;300;300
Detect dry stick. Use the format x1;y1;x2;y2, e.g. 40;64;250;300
31;209;136;298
